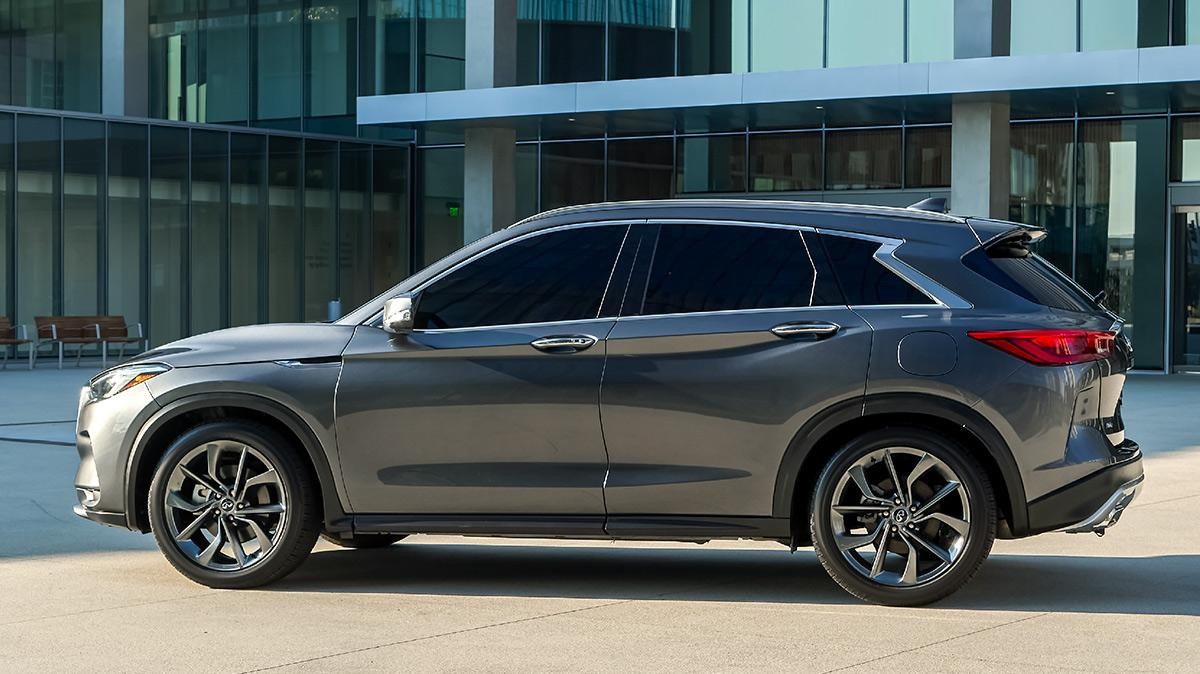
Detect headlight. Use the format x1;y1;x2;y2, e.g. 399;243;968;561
88;363;171;401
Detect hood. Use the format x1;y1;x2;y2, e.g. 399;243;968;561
126;323;358;368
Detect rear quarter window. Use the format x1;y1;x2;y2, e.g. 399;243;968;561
817;233;935;306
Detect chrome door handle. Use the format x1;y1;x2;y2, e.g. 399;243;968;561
530;334;598;353
770;322;840;340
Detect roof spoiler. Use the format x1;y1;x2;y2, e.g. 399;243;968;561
907;197;948;214
982;226;1047;257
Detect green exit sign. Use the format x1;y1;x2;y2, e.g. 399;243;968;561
446;202;461;217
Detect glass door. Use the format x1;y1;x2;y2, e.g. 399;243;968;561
1175;206;1200;370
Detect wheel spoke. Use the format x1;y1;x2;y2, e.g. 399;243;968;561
222;518;248;569
174;505;216;542
905;453;938;505
206;443;223;484
166;491;210;513
238;503;285;516
848;465;890;504
835;520;884;551
912;481;963;519
902;528;953;564
231;446;249;499
917;511;969;536
195;525;225;566
899;532;919;585
242;468;279;491
869;526;892;578
832;504;890;514
234;515;274;554
179;465;224;496
883;450;905;505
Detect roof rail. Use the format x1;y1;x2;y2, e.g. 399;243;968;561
908;197;948;214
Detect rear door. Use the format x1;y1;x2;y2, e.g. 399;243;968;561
599;222;872;524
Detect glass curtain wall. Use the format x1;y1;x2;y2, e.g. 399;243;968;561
0;111;411;348
0;0;101;112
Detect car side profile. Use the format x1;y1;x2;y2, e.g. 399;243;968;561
73;199;1143;606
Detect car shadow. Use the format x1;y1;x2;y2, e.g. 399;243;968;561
272;543;1200;616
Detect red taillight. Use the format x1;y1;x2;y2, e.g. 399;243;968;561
968;329;1116;366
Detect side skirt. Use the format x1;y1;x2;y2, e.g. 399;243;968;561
351;514;792;543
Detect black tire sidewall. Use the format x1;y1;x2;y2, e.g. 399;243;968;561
810;428;996;606
148;420;319;588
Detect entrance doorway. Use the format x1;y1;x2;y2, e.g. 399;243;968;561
1173;205;1200;371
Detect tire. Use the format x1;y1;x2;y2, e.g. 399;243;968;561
148;420;321;589
809;428;996;606
320;532;407;549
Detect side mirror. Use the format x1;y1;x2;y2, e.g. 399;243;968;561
382;294;415;334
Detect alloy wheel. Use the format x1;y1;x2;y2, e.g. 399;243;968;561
828;446;971;587
163;440;289;572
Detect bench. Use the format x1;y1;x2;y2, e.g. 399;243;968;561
0;317;33;369
33;316;147;369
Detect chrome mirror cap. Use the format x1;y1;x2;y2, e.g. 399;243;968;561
382;294;414;334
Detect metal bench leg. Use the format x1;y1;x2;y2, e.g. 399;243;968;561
102;342;108;368
118;342;126;362
2;346;8;370
57;342;63;369
29;343;35;369
75;344;83;367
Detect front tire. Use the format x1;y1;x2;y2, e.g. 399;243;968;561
148;421;320;589
810;428;996;606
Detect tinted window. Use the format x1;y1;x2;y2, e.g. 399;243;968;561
819;234;934;306
636;224;818;316
414;226;628;329
965;248;1101;313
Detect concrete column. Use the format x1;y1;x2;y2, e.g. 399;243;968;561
951;95;1011;219
102;0;149;117
954;0;1010;58
462;0;518;241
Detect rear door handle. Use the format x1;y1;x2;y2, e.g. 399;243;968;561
530;334;598;353
770;321;840;340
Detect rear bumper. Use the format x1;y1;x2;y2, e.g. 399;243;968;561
1026;451;1144;535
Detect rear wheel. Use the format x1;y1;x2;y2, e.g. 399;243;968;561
810;428;996;606
320;533;407;549
148;421;320;589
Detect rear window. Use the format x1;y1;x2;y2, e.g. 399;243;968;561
964;246;1102;313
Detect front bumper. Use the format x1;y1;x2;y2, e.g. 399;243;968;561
1025;449;1144;535
73;383;161;530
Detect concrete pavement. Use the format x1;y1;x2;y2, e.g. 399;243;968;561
1;367;1197;672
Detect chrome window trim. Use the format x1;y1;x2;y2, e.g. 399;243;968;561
614;304;839;324
413;316;620;335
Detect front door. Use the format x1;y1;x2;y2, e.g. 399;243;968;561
335;223;633;518
1173;206;1200;371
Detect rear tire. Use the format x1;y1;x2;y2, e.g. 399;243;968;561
810;428;996;606
148;421;320;589
320;532;407;549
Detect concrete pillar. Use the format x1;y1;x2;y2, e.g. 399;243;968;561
954;0;1010;58
102;0;149;117
462;0;518;240
951;95;1011;219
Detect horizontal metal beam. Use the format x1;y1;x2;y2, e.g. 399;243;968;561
358;45;1200;126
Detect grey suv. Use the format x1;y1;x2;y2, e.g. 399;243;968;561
74;200;1143;606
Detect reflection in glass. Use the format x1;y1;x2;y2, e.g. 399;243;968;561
340;144;372;309
307;0;358;135
0;114;10;319
676;135;746;193
1081;0;1138;51
373;146;411;291
541;0;605;83
107;123;147;329
191;130;229;335
1176;0;1200;44
420;0;465;91
149;0;199;121
608;0;674;80
421;146;464;266
202;0;250;124
63;118;104;315
1178;208;1200;365
679;0;747;75
149;126;189;346
1011;0;1077;55
15;115;59;332
515;143;539;219
254;0;303;128
828;0;903;68
607;138;674;200
516;0;540;85
541;141;605;209
230;133;265;326
750;0;821;71
60;0;102;112
825;129;901;190
304;140;338;321
362;0;415;95
905;126;951;188
907;0;954;63
12;0;58;109
1077;120;1138;321
267;136;302;321
750;132;821;192
1171;117;1200;182
1010;122;1074;274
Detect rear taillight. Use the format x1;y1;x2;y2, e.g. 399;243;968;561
968;329;1116;366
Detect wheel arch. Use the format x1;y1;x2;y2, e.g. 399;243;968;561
124;393;351;533
773;393;1028;544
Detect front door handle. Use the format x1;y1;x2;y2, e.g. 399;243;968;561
530;334;598;353
771;321;840;340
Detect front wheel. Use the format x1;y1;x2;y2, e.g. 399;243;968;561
810;428;996;606
148;421;320;589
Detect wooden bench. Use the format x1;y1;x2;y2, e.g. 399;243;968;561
0;317;33;369
33;315;147;369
